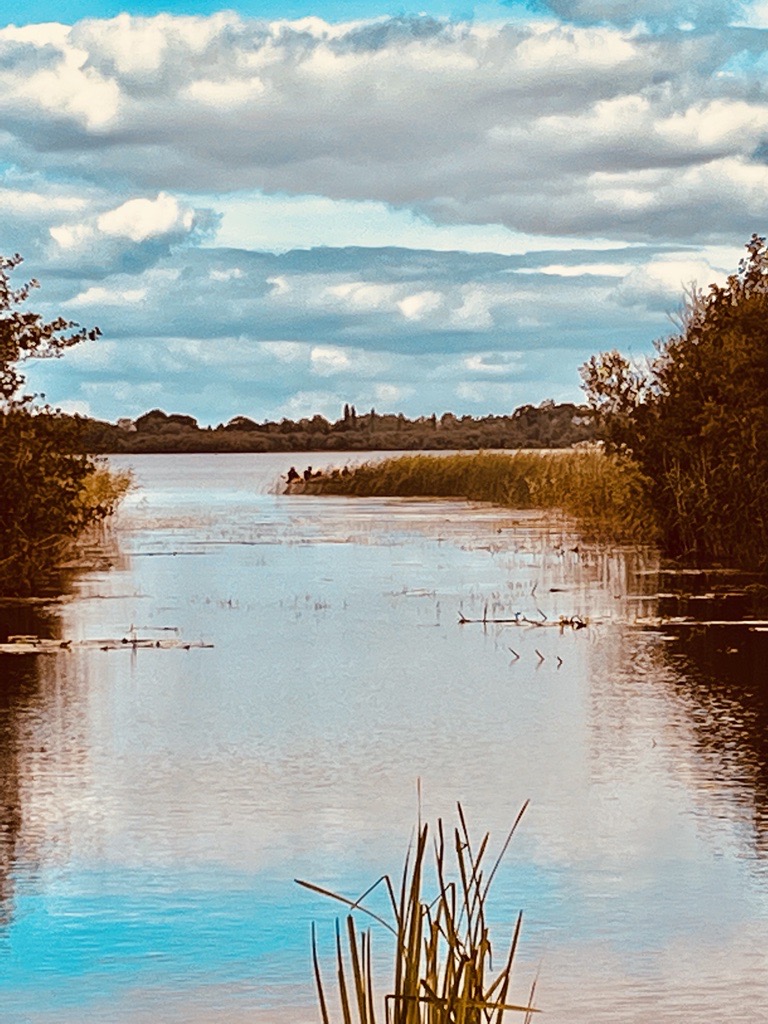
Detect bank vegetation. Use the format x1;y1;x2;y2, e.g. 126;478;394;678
0;254;130;597
581;233;768;571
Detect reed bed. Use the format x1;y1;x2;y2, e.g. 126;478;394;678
296;802;538;1024
77;462;133;519
312;449;656;543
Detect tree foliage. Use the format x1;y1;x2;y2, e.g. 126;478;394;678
0;255;116;596
581;234;768;568
0;253;99;401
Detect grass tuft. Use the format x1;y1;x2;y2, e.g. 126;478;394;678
296;802;538;1024
76;462;133;520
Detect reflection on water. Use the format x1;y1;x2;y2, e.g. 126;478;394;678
657;624;768;859
1;453;767;1023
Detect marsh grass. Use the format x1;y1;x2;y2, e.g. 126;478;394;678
311;449;656;543
296;802;538;1024
77;462;133;520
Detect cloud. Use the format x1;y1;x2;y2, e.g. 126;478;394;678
65;285;148;306
96;192;194;242
1;14;768;244
22;241;689;425
610;254;731;309
47;191;220;275
310;345;352;375
530;0;744;30
5;10;767;425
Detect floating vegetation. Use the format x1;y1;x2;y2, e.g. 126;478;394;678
297;802;538;1024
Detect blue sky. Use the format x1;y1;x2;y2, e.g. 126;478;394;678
3;0;768;423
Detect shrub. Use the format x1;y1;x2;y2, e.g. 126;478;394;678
0;254;127;595
581;234;768;569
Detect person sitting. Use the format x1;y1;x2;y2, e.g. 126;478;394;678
303;466;313;481
286;466;299;483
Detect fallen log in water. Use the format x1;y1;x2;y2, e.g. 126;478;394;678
458;611;588;629
0;634;214;654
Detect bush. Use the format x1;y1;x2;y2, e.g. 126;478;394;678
581;234;768;569
0;254;127;596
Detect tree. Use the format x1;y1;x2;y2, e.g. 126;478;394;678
0;254;118;596
1;253;100;400
581;234;768;568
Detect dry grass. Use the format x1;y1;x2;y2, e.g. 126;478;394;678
311;448;656;543
296;802;538;1024
77;462;133;519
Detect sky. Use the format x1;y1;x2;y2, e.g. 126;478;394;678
3;0;768;424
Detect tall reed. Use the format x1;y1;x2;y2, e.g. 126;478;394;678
296;802;538;1024
77;462;133;520
311;449;656;543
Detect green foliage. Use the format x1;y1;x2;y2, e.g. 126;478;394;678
0;254;125;596
307;449;655;543
581;234;768;569
297;804;538;1024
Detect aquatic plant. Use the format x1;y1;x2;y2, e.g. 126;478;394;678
297;802;538;1024
306;448;655;544
76;461;133;521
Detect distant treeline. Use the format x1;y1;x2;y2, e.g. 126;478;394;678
80;401;596;454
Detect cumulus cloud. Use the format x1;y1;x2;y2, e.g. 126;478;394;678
22;241;689;424
1;13;768;243
610;254;731;309
6;10;767;423
47;191;220;275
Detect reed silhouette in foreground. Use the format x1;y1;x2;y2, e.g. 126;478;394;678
296;801;538;1024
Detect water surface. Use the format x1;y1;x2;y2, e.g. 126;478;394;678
1;452;767;1023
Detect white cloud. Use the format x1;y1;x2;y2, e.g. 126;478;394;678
2;14;767;242
97;193;193;243
373;383;414;405
398;291;443;320
463;353;521;375
280;390;346;421
515;262;634;277
328;281;400;310
0;188;87;214
267;276;291;296
209;268;244;282
611;255;730;309
46;191;215;275
310;345;352;375
67;285;147;306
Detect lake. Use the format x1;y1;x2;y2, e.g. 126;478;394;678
1;452;767;1024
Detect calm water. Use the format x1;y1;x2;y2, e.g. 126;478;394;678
1;452;768;1024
